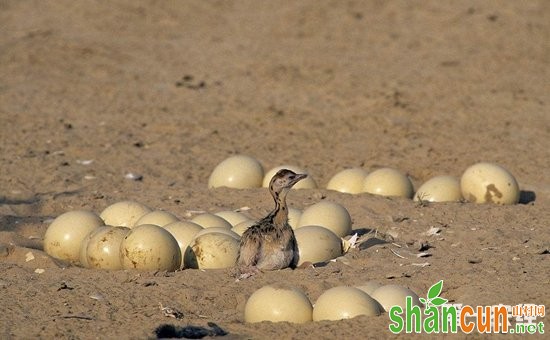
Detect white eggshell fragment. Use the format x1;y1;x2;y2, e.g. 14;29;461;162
460;162;520;205
363;168;414;198
298;201;352;237
120;224;181;271
294;226;343;266
244;285;313;323
163;221;203;267
371;285;422;312
327;168;369;194
86;227;130;270
135;210;179;227
183;232;240;269
214;211;251;227
44;210;104;263
262;165;317;189
414;176;463;202
100;201;152;228
208;155;264;189
191;213;233;229
313;286;381;321
287;208;302;229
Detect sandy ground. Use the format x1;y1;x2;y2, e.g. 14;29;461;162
1;1;549;339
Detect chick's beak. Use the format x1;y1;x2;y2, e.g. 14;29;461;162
292;173;307;184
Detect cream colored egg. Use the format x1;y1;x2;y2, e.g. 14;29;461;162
79;226;110;268
214;210;251;227
232;220;256;236
183;232;240;269
371;285;422;312
288;208;302;229
135;210;179;227
86;226;130;270
363;168;414;198
191;213;233;229
120;224;181;271
298;201;352;237
313;286;381;321
294;226;343;266
163;221;203;268
356;281;383;295
208;155;264;189
100;201;152;228
193;227;240;240
262;165;317;189
414;176;463;202
44;210;104;263
244;285;313;323
460;162;520;205
327;168;369;194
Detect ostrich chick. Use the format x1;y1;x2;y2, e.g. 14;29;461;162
236;169;306;279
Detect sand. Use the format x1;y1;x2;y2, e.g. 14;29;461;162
1;1;549;339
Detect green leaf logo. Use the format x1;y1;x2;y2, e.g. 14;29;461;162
424;280;448;308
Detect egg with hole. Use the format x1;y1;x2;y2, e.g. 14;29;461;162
135;210;179;227
120;224;181;271
79;226;111;268
86;226;130;270
460;162;519;205
231;220;256;236
294;226;343;266
191;213;233;229
327;168;369;194
214;210;251;227
44;210;104;263
313;286;381;321
371;285;422;312
183;232;240;269
163;221;203;268
263;165;317;189
414;176;463;202
297;201;352;237
356;281;383;295
363;167;414;198
244;285;313;323
100;200;152;228
208;155;264;189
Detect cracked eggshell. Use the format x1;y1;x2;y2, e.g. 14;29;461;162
100;201;152;228
183;232;239;269
327;168;369;194
294;225;343;266
135;210;179;227
120;224;181;271
313;286;381;321
86;226;130;270
356;281;383;295
262;165;317;189
363;167;414;198
414;176;463;202
460;162;519;205
44;210;104;263
208;155;264;189
297;201;352;237
371;285;422;312
245;285;313;323
214;211;251;227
